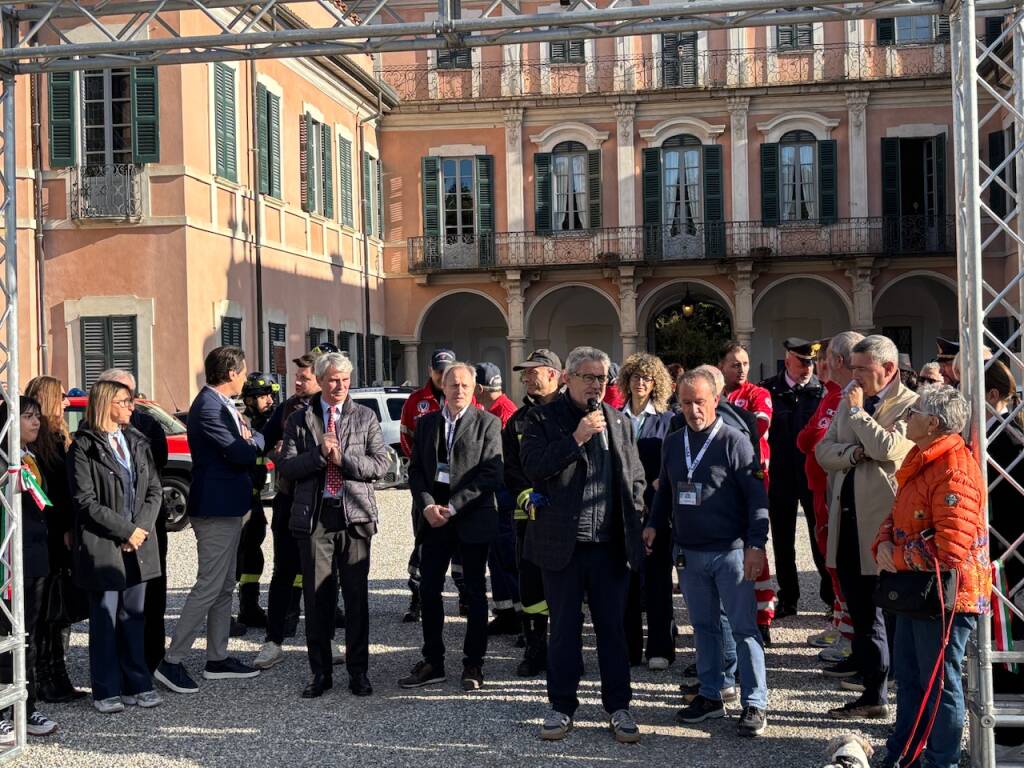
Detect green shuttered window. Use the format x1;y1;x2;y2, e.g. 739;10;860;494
82;316;138;389
213;63;237;181
339;137;354;227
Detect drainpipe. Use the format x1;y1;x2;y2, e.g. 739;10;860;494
30;72;47;374
249;58;265;366
357;88;383;386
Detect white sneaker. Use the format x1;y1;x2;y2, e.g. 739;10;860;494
808;628;841;648
818;637;852;663
647;656;670;671
0;718;13;746
26;710;57;736
135;690;163;708
254;641;284;670
93;697;125;714
332;643;345;666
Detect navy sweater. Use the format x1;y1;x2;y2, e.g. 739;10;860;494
649;418;769;551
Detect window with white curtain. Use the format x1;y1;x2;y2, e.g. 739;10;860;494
896;16;934;42
780;130;817;221
551;140;588;231
441;157;475;243
662;135;702;235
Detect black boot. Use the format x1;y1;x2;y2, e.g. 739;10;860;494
487;608;522;636
403;593;421;623
284;586;302;638
238;583;268;628
515;616;548;677
41;624;85;702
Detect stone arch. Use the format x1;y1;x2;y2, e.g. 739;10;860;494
526;283;622;363
639;116;727;147
414;288;509;341
637;278;736;333
756;111;841;142
529;122;610;153
415;289;510;378
873;272;958;370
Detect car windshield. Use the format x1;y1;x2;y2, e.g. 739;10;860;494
136;402;187;436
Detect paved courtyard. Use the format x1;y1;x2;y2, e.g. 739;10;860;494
20;489;896;767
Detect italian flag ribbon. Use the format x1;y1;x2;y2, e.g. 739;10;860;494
7;465;51;511
992;560;1018;673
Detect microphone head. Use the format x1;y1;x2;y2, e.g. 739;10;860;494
586;398;600;412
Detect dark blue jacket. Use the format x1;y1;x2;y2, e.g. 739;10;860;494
621;406;674;510
186;386;261;518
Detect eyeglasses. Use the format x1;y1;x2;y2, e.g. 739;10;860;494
630;374;654;383
571;373;609;386
113;397;135;409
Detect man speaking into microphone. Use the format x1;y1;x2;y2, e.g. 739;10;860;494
520;346;647;744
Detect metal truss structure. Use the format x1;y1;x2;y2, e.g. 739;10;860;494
0;0;1015;763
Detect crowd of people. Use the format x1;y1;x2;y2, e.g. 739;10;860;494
0;328;1014;768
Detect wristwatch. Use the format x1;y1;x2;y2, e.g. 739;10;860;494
849;405;862;415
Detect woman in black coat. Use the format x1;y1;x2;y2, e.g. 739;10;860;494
68;380;163;713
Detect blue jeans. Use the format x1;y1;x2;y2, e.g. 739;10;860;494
680;548;767;709
885;613;975;768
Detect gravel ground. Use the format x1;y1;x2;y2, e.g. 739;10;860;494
20;489;898;767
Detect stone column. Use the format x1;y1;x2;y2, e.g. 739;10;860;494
727;96;751;227
847;91;870;220
401;341;420;385
846;257;876;333
502;270;531;400
504;107;525;233
729;259;757;349
618;265;642;360
615;102;637;228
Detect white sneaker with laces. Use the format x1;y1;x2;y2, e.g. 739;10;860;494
136;690;163;708
26;710;57;736
0;717;13;746
93;697;125;714
254;641;284;670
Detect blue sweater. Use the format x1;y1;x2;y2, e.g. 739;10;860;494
649;418;769;551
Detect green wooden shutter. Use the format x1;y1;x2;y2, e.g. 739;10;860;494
339;330;354;359
422;156;440;265
796;23;813;47
569;39;585;63
550;41;568;64
354;332;365;381
221;316;242;347
587;149;601;229
936;15;950;41
987;132;1003;217
534;153;552;233
934;132;946;248
377;158;383;239
321;124;334;219
662;33;679;87
642;147;662;260
81;318;109;389
777;25;795;49
110;316;138;379
702;144;724;258
214;64;236;181
131;66;160;164
881;137;901;252
986;16;1004;46
877;18;895;45
256;83;269;194
438;48;471;69
362;152;373;235
476;155;494;266
300;114;312;212
818;139;838;224
368;335;379;384
48;73;76;168
268;93;281;198
760;143;780;226
679;33;698;87
339;137;354;227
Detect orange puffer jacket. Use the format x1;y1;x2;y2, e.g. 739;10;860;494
872;432;991;614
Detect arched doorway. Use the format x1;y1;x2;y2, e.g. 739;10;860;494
639;281;734;368
873;274;957;370
751;277;851;382
526;285;622;363
416;291;509;382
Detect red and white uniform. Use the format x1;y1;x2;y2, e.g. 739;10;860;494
399;382;444;458
486;393;518;428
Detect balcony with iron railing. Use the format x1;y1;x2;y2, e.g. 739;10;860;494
407;215;956;273
378;42;950;103
70;163;143;221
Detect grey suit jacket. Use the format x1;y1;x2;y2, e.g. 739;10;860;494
407;405;504;544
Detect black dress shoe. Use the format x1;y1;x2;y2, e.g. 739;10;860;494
774;603;798;620
302;674;333;698
349;673;373;697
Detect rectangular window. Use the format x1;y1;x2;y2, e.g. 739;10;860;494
552;152;589;231
256;85;282;198
213;63;237;181
663;147;702;234
550;40;585;64
780;142;817;221
81;315;138;389
776;22;813;50
437;48;472;70
896;16;936;42
221;316;242;347
362;153;382;238
441;157;476;245
268;322;287;394
83;68;134;168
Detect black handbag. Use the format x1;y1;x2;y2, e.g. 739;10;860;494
874;568;958;620
44;568;89;625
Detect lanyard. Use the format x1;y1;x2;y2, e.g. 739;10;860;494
683;419;723;482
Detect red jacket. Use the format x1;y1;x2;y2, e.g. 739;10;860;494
487;393;518;428
399;381;444;458
726;381;772;472
604;384;626;410
796;380;841;494
872;433;990;614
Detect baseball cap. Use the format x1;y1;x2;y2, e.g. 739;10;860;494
431;349;456;371
512;348;563;371
474;362;503;390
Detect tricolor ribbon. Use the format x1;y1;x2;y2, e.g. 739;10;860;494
7;466;51;511
992;560;1018;673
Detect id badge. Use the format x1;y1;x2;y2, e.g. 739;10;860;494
677;481;701;506
436;462;451;486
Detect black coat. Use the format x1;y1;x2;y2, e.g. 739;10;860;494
520;394;646;572
760;372;823;484
68;426;163;591
408;406;503;544
131;408;168;473
278;393;390;536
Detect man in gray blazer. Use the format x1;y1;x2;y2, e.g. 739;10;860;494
398;362;503;693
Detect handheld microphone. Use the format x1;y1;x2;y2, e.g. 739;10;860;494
586;398;609;451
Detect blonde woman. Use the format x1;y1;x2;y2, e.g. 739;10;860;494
617;353;676;670
68;380;163;713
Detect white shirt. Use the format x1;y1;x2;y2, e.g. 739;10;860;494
109;429;131;471
441;403;470;456
623;399;657;439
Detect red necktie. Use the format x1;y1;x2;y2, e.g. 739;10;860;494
325;407;343;496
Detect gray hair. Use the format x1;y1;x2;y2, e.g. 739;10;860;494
98;368;137;389
441;362;477;386
919;361;941;379
692;364;724;397
852;334;899;366
678;368;719;398
915;384;970;434
314;352;353;378
565;346;611;375
827;331;865;366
